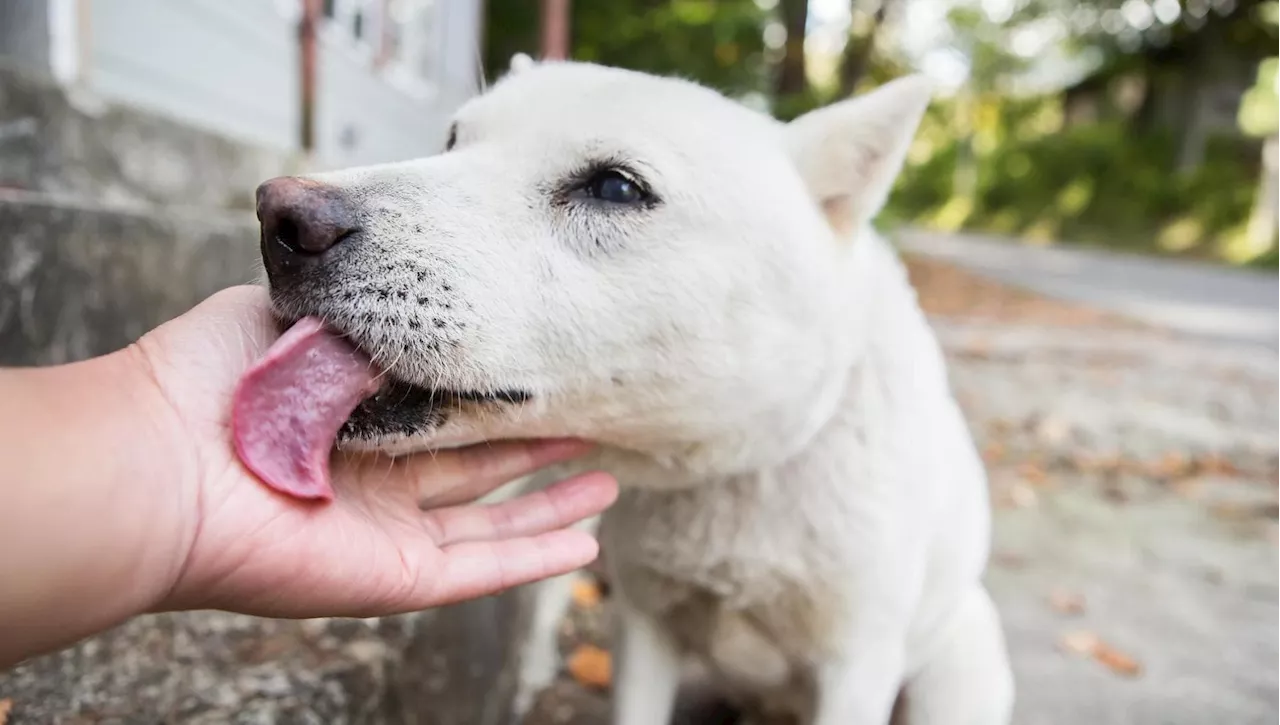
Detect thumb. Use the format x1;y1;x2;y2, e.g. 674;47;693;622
139;285;280;395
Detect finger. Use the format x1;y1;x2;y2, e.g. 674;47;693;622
425;528;601;607
407;438;595;507
426;471;618;546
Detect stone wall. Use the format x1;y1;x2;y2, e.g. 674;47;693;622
0;191;259;365
0;60;301;211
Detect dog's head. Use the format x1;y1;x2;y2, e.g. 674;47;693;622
258;62;930;470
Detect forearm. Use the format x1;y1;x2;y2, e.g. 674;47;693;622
0;347;189;669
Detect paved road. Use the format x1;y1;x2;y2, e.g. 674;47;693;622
897;230;1279;349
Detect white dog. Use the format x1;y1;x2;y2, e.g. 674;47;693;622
252;59;1013;725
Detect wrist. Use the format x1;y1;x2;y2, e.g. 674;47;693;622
0;346;196;666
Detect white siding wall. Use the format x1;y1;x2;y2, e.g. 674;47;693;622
81;0;479;167
87;0;299;152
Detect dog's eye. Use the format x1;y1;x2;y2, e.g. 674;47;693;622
587;170;644;204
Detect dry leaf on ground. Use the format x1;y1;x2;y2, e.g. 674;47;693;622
0;698;12;725
982;442;1005;464
1058;630;1142;677
1018;463;1048;486
1058;630;1100;655
1152;452;1192;479
1048;589;1087;615
1093;640;1143;677
567;644;612;690
571;577;602;609
996;481;1038;510
1196;454;1239;477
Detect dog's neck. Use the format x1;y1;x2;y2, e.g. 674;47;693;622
595;228;943;489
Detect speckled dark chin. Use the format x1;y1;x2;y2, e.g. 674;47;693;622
337;380;531;443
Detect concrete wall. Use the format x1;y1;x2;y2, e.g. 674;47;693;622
0;190;260;365
0;1;51;78
0;60;297;209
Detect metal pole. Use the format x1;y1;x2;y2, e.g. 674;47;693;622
299;0;320;152
540;0;570;61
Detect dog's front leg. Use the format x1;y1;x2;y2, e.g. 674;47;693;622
810;628;908;725
612;604;681;725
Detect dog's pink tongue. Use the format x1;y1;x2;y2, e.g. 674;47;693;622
232;317;379;501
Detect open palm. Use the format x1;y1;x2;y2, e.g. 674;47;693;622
135;285;615;617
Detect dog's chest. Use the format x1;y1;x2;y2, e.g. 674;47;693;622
602;463;874;662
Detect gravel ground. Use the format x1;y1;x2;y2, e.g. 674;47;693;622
522;257;1279;725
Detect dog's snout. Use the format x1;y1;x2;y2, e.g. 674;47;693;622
256;176;358;276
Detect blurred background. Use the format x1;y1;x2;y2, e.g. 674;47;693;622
0;1;1275;724
485;0;1279;267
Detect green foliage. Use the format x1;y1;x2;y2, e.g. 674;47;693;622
1239;57;1279;137
482;0;541;80
886;99;1262;262
484;0;770;96
772;85;832;122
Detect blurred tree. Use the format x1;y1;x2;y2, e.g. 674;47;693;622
837;0;894;97
483;0;770;97
776;0;811;96
1236;1;1278;255
1061;0;1276;171
943;2;1042;199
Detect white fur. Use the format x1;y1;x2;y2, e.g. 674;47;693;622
270;61;1013;724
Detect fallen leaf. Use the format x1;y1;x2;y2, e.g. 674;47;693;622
1034;416;1071;445
571;577;602;609
1018;462;1048;487
567;644;612;690
1000;481;1038;509
1196;454;1239;477
982;442;1005;464
0;698;11;725
1058;630;1100;655
1048;589;1086;616
1153;451;1191;479
1058;631;1142;677
1092;640;1143;677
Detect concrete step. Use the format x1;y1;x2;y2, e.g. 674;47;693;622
0;59;304;211
0;189;260;365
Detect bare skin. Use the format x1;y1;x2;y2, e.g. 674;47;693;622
0;285;617;670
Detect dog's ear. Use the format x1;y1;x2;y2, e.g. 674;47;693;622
784;75;932;237
509;52;536;75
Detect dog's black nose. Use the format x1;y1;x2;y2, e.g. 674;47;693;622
256;176;357;277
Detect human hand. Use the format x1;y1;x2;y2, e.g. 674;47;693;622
131;285;616;618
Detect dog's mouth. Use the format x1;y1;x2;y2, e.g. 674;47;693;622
339;378;531;443
231;316;530;501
